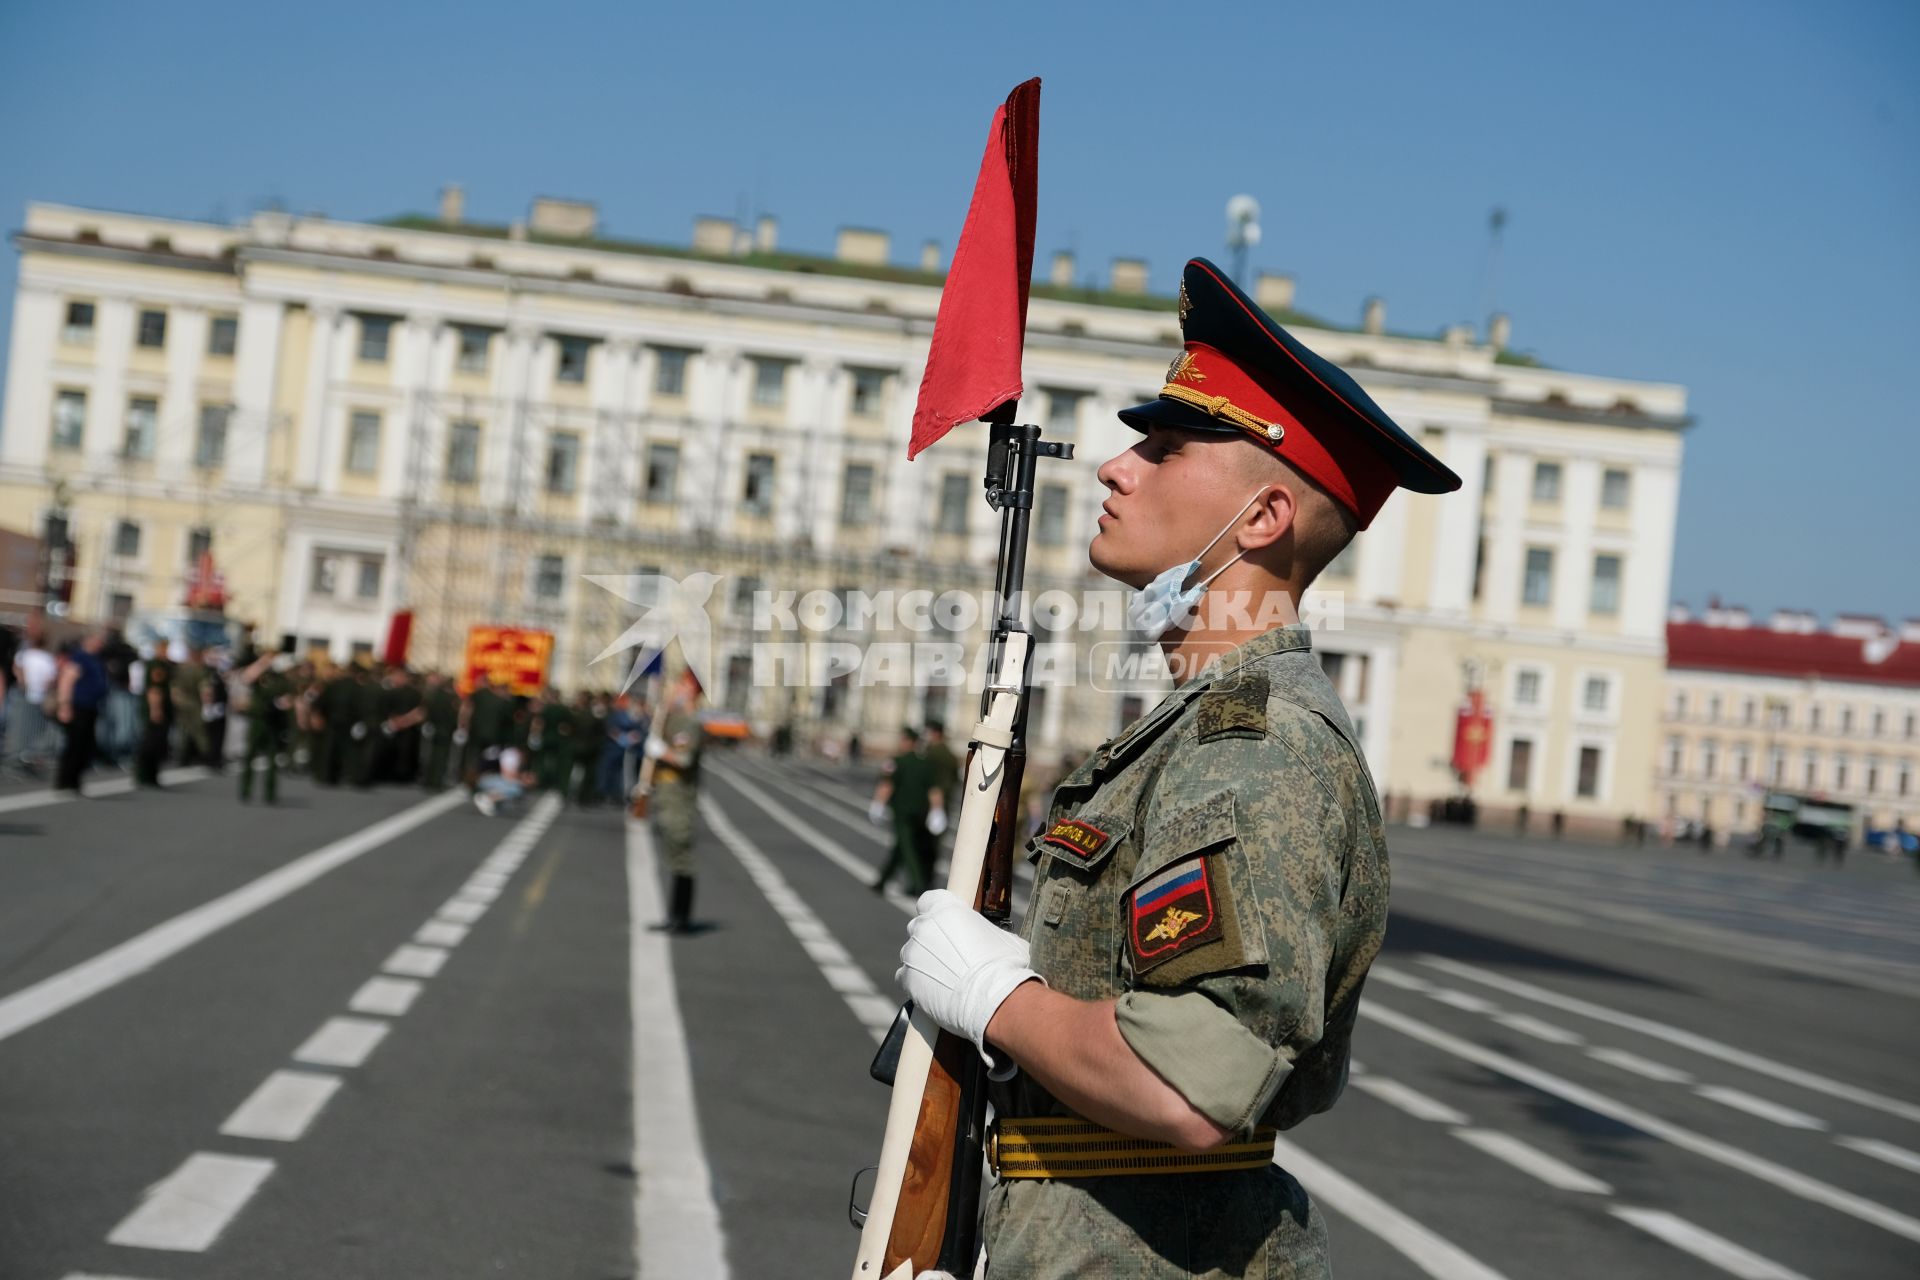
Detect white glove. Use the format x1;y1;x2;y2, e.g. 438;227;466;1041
897;890;1041;1070
868;800;888;825
453;728;468;746
351;723;367;741
926;808;948;836
644;736;668;760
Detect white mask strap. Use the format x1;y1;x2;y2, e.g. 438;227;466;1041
1183;488;1269;590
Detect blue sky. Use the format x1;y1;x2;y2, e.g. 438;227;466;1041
2;0;1914;621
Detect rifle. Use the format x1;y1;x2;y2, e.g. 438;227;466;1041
850;409;1070;1278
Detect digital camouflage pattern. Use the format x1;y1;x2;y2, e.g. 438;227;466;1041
984;625;1389;1278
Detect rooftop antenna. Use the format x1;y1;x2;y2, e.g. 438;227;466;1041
1226;194;1261;288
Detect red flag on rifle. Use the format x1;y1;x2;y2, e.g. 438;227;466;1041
907;77;1041;460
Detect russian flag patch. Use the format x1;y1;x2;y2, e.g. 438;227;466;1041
1128;855;1223;970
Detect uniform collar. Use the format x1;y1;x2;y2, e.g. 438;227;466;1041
1088;625;1313;772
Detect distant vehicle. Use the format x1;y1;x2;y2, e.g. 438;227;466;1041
698;710;754;744
123;607;248;657
1753;790;1853;858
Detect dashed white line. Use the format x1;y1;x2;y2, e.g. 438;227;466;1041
218;1069;342;1141
1365;963;1434;993
348;976;422;1017
292;1016;390;1068
1275;1139;1511;1280
105;1152;274;1252
1364;1000;1920;1245
1431;988;1498;1014
1610;1207;1811;1279
1586;1046;1694;1084
1695;1085;1827;1131
437;897;488;924
414;920;469;948
1453;1129;1612;1194
382;944;449;979
626;817;730;1280
1350;1075;1471;1125
0;789;465;1044
1418;954;1920;1126
1836;1135;1920;1175
455;883;502;903
61;1272;160;1279
1491;1012;1584;1046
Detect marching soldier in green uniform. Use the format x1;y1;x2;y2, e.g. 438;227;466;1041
314;663;356;786
417;671;461;790
923;719;962;875
895;259;1460;1277
237;651;294;803
172;647;213;768
460;672;511;789
533;689;576;796
868;726;946;895
347;661;382;788
643;668;705;933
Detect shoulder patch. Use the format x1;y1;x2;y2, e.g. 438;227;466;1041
1196;669;1269;743
1128;855;1223;971
1042;816;1114;863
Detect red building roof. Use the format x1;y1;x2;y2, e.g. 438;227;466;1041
1667;621;1920;688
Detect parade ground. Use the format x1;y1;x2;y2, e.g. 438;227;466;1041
2;757;1917;1280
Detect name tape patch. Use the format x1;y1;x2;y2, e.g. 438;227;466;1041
1128;855;1223;970
1042;817;1113;863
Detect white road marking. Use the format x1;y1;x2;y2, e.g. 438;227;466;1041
437;897;488;924
698;796;897;1042
1453;1128;1612;1194
1610;1207;1811;1279
1695;1085;1827;1131
1418;955;1920;1126
1586;1046;1694;1084
414;920;469;948
713;768;914;915
1365;1000;1920;1245
1837;1135;1920;1174
105;1152;274;1252
1492;1013;1584;1046
1365;963;1434;992
454;882;502;903
382;944;449;978
0;765;209;813
626;817;730;1280
1431;988;1498;1014
292;1016;390;1068
0;790;465;1044
348;976;422;1017
61;1273;161;1279
1274;1139;1511;1280
218;1069;342;1141
467;870;510;889
1350;1075;1471;1125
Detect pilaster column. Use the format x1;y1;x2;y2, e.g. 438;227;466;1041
84;298;134;467
226;298;285;486
294;305;342;488
1;285;61;471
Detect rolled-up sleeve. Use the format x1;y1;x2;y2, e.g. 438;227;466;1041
1115;988;1291;1132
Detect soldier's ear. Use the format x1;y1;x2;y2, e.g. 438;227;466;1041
1239;484;1298;552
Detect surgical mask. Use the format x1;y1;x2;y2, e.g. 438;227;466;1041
1125;490;1267;640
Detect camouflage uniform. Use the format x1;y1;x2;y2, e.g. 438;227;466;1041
649;705;704;876
239;666;291;803
985;625;1388;1278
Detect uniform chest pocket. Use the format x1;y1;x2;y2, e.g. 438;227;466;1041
1121;792;1269;989
1024;812;1132;1000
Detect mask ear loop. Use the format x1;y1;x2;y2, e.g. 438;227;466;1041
1180;487;1271;592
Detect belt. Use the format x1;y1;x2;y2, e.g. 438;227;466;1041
989;1116;1278;1179
653;764;687;784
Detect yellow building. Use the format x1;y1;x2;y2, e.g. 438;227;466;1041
0;195;1689;821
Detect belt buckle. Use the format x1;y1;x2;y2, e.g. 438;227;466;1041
985;1118;1001;1179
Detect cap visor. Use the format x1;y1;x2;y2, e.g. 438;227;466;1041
1116;397;1248;437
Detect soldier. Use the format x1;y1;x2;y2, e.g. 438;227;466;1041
642;668;705;933
377;666;423;783
923;719;962;851
895;258;1459;1276
868;726;946;895
347;662;382;788
134;645;174;787
237;650;294;803
461;672;512;788
417;671;461;790
172;646;213;768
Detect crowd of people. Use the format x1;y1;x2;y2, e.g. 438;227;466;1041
0;619;654;811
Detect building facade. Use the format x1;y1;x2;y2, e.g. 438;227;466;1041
1658;605;1920;843
0;197;1689;817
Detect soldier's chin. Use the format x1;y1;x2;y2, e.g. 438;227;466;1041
1087;533;1151;590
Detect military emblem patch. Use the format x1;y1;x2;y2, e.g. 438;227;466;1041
1166;350;1206;385
1043;817;1113;864
1128;855;1224;970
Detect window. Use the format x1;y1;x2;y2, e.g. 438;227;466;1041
556;335;592;383
533;553;565;600
456;326;491;373
1769;701;1788;729
1810;704;1822;732
311;551;339;597
1515;669;1542;708
1601;468;1631;509
1901;762;1913;797
644;443;680;503
186;525;213;563
1802;751;1818;789
1708;694;1722;722
357;315;393;363
1582;675;1610;713
110;592;134;619
52;390;86;450
1522;548;1553;605
196;404;230;468
545;431;581;494
1531;460;1561;503
1035;483;1069;546
136;308;167;348
1471;535;1486;600
1840;705;1854;734
751;357;788;407
1576;745;1603;799
1872;709;1885;736
732;575;762;617
1735;744;1752;780
350;640;375;661
742;453;776;515
123;397;157;459
1769;746;1785;784
1834;756;1850;792
1507;738;1533;792
346;411;381;474
1907;712;1917;740
850;368;888;418
840;462;875;526
1590;554;1621;615
1700;739;1718;780
1045;389;1084;437
208;314;238;357
654;347;691;397
1664;736;1683;775
1675;691;1689;719
113;520;142;558
937;472;970;534
447;421;480;484
1866;760;1879;795
1481;454;1495;496
356;557;383;600
1743;698;1756;725
63;300;95;345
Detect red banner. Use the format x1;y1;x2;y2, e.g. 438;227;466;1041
1451;689;1492;784
460;626;552;696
